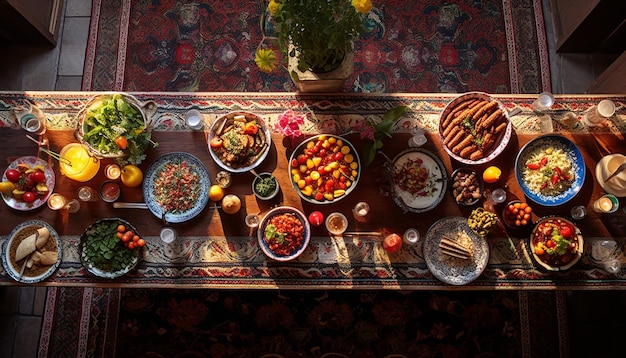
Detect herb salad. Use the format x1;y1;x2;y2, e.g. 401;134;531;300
80;219;140;278
80;94;157;165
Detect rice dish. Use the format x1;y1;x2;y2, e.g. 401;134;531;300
521;142;575;196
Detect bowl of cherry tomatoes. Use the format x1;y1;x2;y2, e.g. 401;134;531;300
289;134;361;204
257;206;311;261
529;216;583;271
1;156;54;211
502;200;534;229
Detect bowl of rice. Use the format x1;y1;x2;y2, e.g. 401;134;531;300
515;135;585;206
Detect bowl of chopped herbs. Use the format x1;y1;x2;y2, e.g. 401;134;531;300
252;172;280;200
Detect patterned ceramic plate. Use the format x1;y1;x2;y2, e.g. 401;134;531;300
389;148;447;213
2;220;62;284
515;134;585;206
439;92;511;165
423;216;489;285
1;156;55;211
143;152;210;223
80;218;140;279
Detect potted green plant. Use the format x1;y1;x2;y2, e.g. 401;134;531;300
256;0;373;91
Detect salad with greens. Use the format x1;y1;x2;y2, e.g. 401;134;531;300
81;94;157;165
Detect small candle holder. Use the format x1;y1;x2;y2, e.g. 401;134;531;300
352;201;370;222
216;171;232;188
105;164;121;180
47;193;80;213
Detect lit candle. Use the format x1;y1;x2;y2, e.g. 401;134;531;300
59;144;100;182
105;164;121;180
47;193;68;210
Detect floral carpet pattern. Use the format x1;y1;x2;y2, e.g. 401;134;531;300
83;0;550;93
40;287;568;358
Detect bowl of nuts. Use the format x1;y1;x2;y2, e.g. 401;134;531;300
502;200;534;229
450;168;483;206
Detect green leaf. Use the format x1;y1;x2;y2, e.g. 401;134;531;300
363;142;377;166
383;105;409;122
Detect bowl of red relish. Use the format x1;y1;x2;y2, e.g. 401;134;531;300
257;206;311;261
529;216;583;271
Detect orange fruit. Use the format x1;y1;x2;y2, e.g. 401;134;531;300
209;185;225;202
483;166;501;183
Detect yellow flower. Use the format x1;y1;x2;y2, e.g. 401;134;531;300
268;0;280;16
352;0;373;14
255;48;279;73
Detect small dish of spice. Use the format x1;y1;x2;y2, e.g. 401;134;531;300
252;172;279;200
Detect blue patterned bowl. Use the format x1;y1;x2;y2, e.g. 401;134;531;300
515;135;585;206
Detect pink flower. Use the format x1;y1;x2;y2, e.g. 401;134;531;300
354;121;375;140
275;110;305;137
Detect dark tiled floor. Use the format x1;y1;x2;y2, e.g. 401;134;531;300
1;1;625;357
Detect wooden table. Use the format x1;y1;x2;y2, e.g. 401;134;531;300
1;91;625;289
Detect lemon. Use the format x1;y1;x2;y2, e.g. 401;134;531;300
0;181;16;194
209;185;225;202
483;166;502;183
120;164;143;187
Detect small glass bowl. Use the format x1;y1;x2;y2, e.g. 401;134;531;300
252;173;280;200
450;167;483;206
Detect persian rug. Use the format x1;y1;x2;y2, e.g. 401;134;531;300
39;287;569;357
82;0;550;93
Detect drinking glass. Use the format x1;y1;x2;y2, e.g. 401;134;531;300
538;114;553;133
325;212;348;235
570;205;587;220
159;226;177;244
532;92;554;111
583;99;615;127
185;109;204;130
491;188;507;204
77;186;98;202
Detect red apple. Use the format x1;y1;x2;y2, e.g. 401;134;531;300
383;233;402;254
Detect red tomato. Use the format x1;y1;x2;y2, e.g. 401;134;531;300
308;211;324;226
383;233;402;254
21;191;36;203
5;169;21;183
31;170;46;184
560;224;573;239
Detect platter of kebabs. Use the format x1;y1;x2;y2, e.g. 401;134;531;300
439;92;512;165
